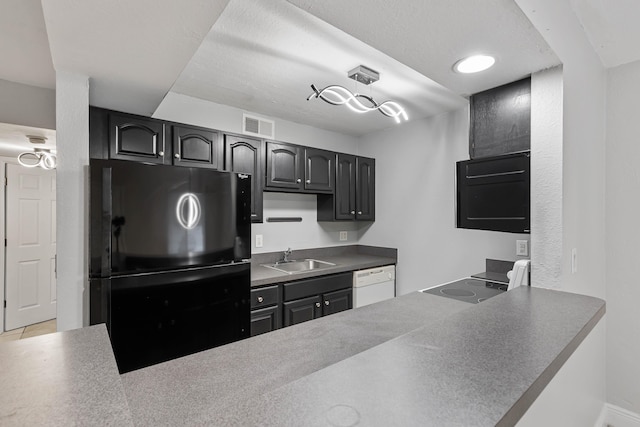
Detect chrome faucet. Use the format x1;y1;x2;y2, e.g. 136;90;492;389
282;247;293;263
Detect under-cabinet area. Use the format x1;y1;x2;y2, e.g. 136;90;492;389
89;106;375;224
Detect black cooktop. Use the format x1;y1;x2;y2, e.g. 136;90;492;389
421;278;507;304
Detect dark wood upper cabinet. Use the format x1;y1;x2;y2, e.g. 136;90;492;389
109;112;167;164
356;157;375;220
317;154;374;221
265;141;302;190
225;134;263;222
334;154;356;220
304;147;334;193
470;77;531;159
172;125;222;169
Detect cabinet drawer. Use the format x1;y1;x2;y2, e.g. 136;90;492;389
250;285;279;309
283;272;352;302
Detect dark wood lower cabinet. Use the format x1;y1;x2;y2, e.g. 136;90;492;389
282;272;353;327
250;285;281;336
283;295;322;327
322;288;352;316
250;305;281;337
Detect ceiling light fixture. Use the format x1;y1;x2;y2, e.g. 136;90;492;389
307;65;408;123
454;55;496;73
18;136;57;169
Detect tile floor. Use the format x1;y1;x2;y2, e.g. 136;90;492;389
0;319;57;343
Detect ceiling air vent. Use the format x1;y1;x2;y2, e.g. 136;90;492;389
243;114;275;139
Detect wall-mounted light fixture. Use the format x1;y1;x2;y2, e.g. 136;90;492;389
18;136;57;169
307;65;408;123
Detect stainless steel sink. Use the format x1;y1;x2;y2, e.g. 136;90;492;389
262;259;336;274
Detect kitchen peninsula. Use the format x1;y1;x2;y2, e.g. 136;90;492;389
0;287;604;426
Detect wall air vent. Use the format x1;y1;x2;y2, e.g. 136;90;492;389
243;114;275;139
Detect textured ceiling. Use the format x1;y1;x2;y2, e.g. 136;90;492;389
41;0;230;117
0;0;639;150
569;0;640;68
168;0;468;136
0;0;55;89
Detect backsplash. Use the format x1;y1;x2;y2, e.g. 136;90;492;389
251;192;360;254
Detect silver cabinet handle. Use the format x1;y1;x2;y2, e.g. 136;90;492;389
174;153;180;159
325;301;329;306
257;296;264;303
358;211;363;215
350;211;355;215
315;302;320;308
306;179;311;184
296;178;302;183
158;151;164;157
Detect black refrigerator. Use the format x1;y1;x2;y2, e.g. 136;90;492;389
89;159;251;373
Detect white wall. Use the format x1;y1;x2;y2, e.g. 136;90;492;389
55;71;89;331
516;0;608;421
154;92;362;254
357;107;529;295
605;58;640;415
530;66;563;288
0;79;56;130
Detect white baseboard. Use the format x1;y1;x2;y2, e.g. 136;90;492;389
596;404;640;427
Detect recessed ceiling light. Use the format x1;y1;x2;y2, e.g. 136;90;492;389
453;55;496;74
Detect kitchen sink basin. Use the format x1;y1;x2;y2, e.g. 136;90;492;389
262;259;336;274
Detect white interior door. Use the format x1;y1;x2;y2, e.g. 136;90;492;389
5;164;56;330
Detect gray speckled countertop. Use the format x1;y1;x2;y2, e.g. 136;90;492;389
0;286;605;427
0;324;133;426
121;287;605;427
250;245;397;287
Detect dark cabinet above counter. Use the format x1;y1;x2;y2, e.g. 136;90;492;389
265;141;335;193
91;108;223;169
317;154;375;222
90;107;375;224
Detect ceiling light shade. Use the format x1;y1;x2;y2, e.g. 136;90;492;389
18;148;57;169
18;135;56;169
307;84;408;123
307;64;408;124
454;55;496;73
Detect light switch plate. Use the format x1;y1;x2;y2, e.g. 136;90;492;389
516;240;529;257
255;234;263;248
339;231;348;241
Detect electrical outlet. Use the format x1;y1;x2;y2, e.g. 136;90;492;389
516;240;529;257
255;234;263;248
571;248;578;274
339;231;348;241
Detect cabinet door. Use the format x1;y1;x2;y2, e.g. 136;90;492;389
304;148;334;193
356;157;375;221
250;305;281;337
225;135;263;222
283;295;321;327
322;288;352;316
109;113;167;164
172;125;222;169
335;154;356;220
265;142;302;190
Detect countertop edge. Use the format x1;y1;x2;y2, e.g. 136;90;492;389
250;256;397;287
497;299;606;426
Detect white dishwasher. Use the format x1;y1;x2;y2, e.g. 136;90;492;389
353;265;396;308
